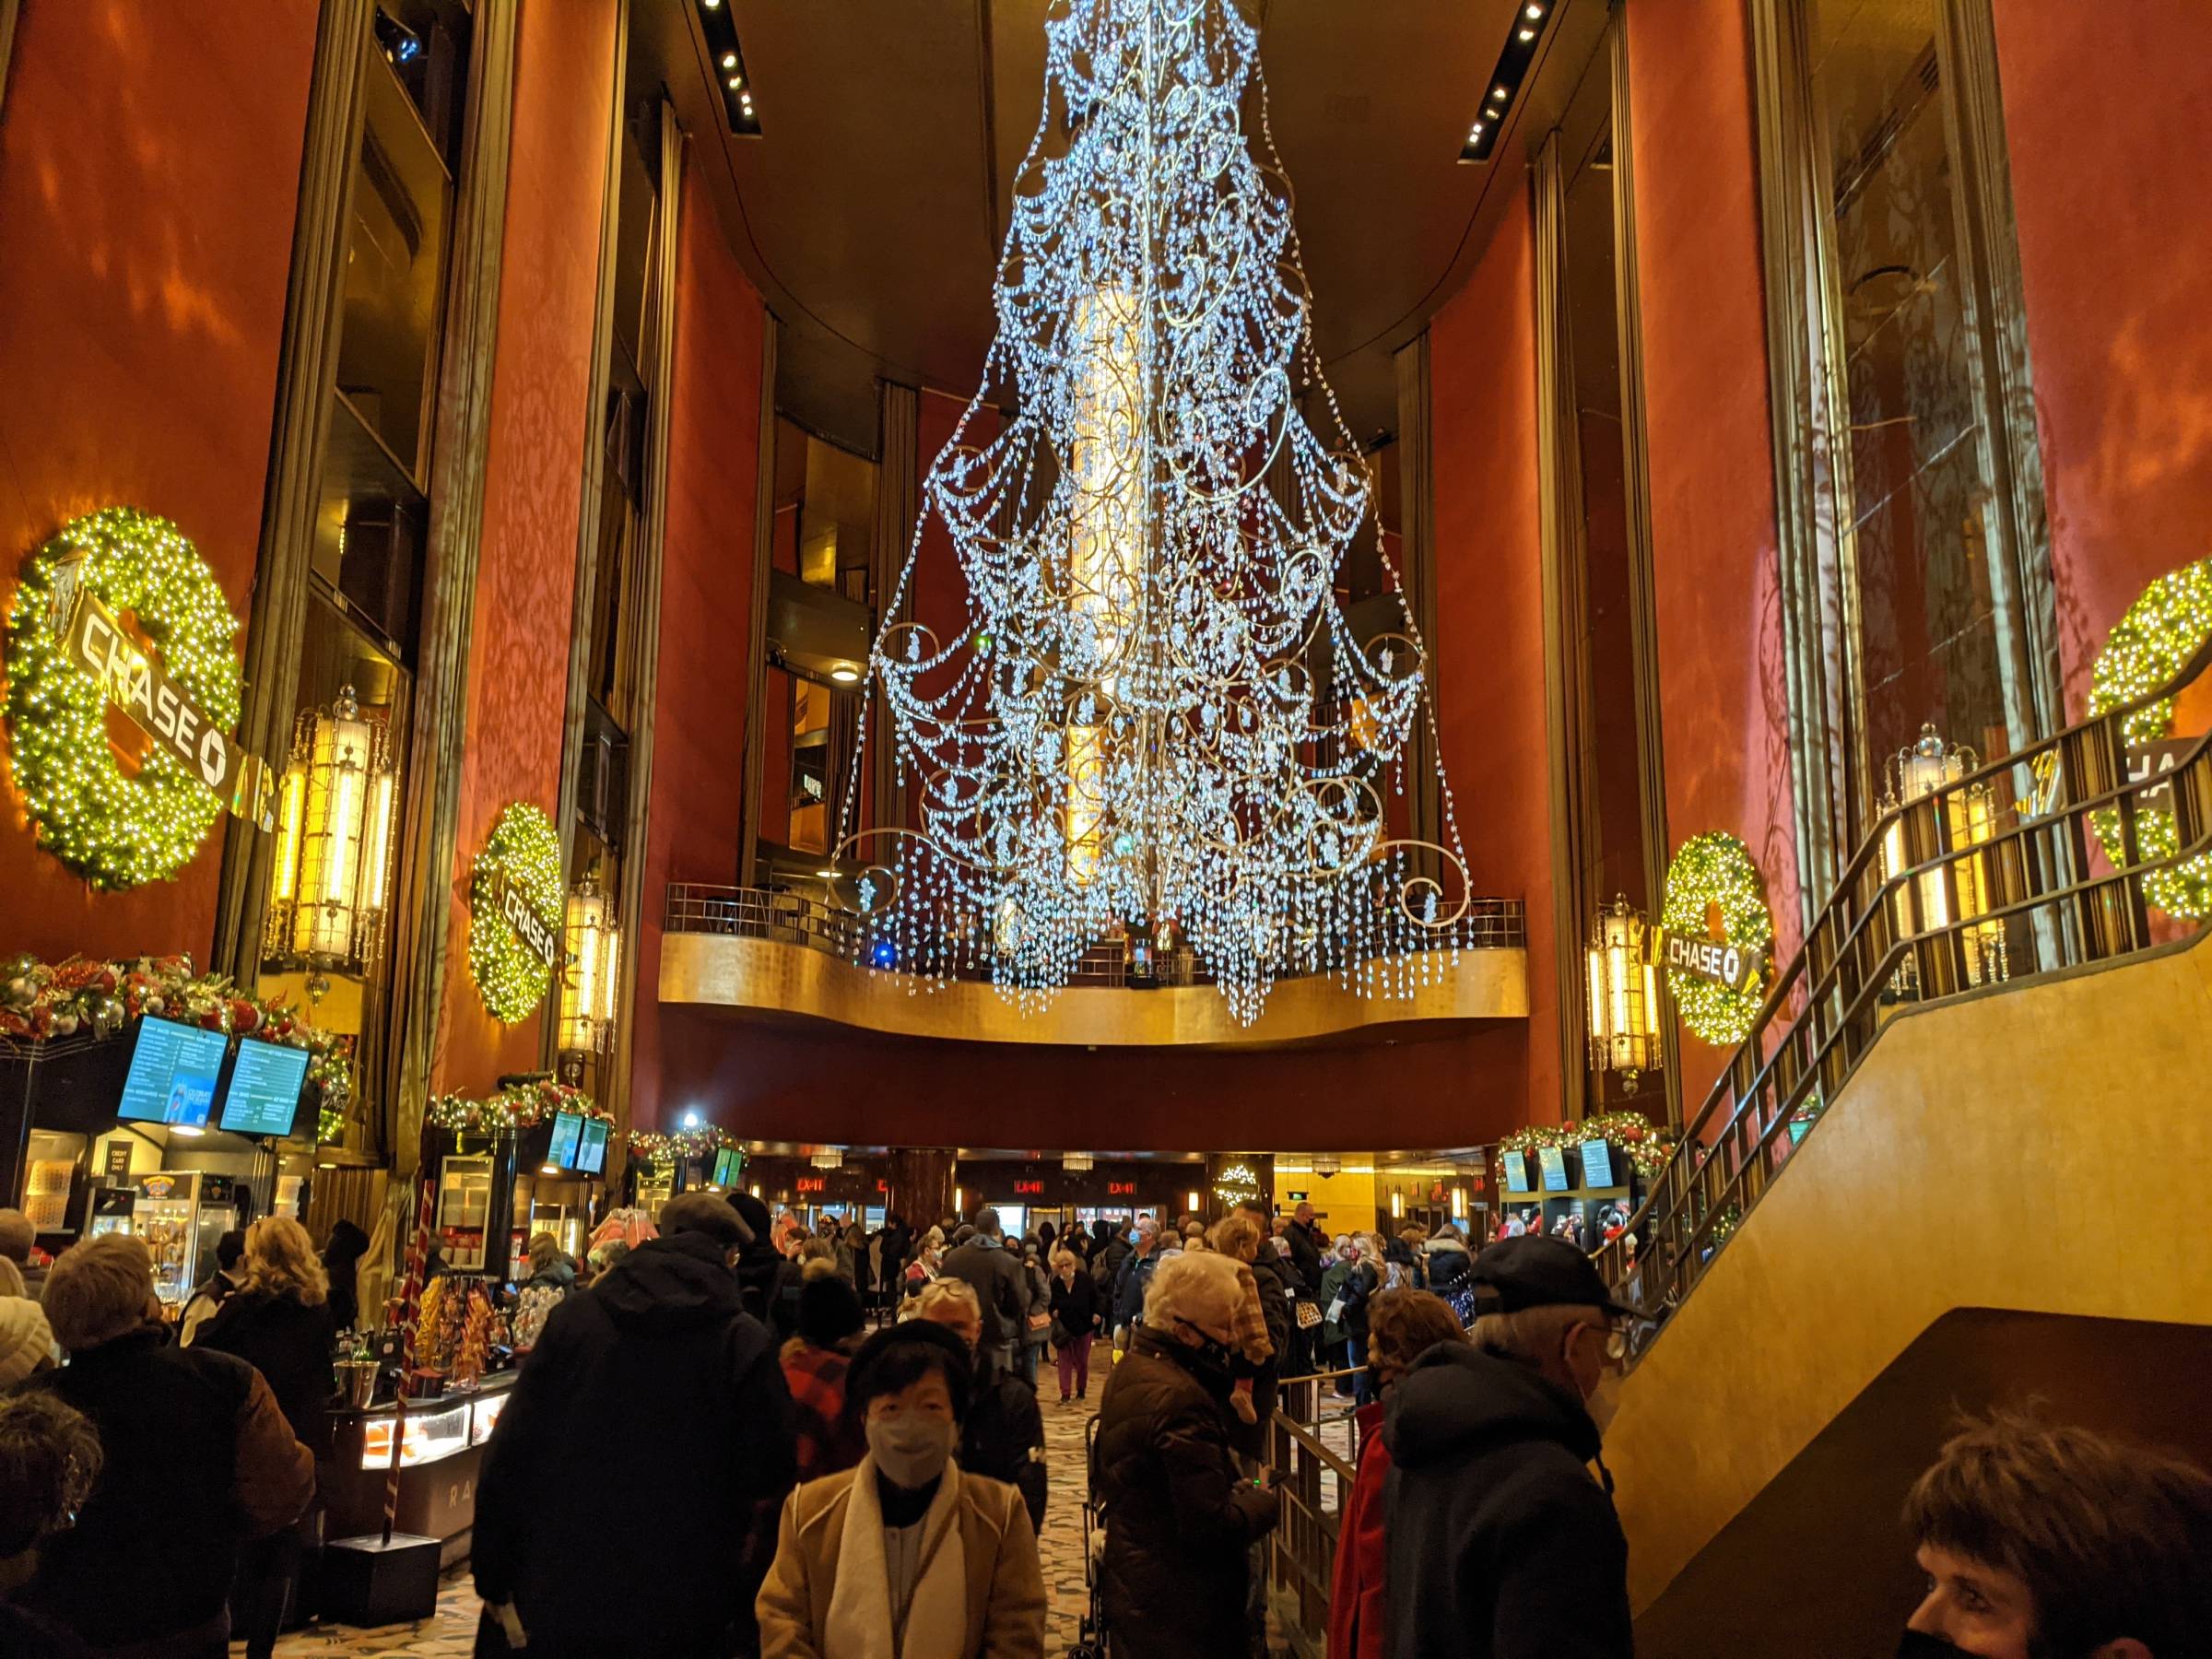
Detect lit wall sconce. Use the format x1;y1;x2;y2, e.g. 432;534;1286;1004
1313;1154;1341;1179
1452;1187;1466;1219
1390;1190;1404;1219
955;1185;965;1216
265;685;398;976
1185;1190;1201;1214
1880;724;2005;988
1585;895;1662;1093
559;875;621;1053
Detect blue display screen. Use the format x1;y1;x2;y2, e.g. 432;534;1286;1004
546;1111;583;1171
1580;1139;1616;1189
1502;1151;1532;1194
218;1039;310;1137
575;1118;609;1175
1538;1145;1570;1192
119;1018;228;1127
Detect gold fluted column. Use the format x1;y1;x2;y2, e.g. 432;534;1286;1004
888;1147;959;1231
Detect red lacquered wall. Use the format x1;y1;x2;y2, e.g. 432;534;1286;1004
1626;2;1801;1115
653;1006;1540;1154
630;172;768;1131
1430;196;1556;1129
0;3;314;962
1992;1;2212;716
432;0;618;1092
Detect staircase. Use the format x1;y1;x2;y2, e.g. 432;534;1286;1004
1592;639;2212;1651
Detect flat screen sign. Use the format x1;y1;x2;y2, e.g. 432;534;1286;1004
1580;1139;1616;1190
1538;1146;1570;1193
1501;1151;1532;1194
218;1038;310;1137
119;1018;228;1128
546;1110;583;1171
575;1118;609;1176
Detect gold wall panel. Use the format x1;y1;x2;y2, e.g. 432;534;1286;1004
1600;929;2212;1614
658;933;1527;1045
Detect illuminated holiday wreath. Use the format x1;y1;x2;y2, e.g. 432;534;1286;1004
1661;830;1772;1047
426;1078;607;1135
467;802;563;1024
2088;558;2212;920
3;508;242;888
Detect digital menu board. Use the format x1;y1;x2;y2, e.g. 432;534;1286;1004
218;1038;311;1137
712;1146;744;1188
1501;1150;1532;1194
118;1018;228;1128
1538;1145;1570;1192
546;1111;583;1171
575;1117;609;1176
1580;1139;1616;1190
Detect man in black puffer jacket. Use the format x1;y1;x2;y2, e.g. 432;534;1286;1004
476;1193;795;1658
1383;1235;1633;1659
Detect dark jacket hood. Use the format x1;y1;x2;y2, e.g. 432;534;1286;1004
1384;1342;1601;1472
594;1230;746;1335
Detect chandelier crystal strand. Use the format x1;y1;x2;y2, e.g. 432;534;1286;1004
834;0;1471;1023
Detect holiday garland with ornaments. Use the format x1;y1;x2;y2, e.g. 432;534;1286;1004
4;508;244;888
2088;556;2212;920
1661;830;1773;1047
1498;1112;1677;1179
626;1124;738;1163
0;952;355;1143
424;1077;609;1135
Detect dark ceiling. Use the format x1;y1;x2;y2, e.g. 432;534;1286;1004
658;0;1602;455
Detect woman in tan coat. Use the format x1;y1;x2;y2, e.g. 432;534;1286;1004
758;1319;1045;1658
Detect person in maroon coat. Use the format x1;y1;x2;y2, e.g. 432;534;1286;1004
1330;1290;1470;1659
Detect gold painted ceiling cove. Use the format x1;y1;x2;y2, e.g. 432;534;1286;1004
658;930;1525;1048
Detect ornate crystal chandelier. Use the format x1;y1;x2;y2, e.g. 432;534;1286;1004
835;0;1471;1022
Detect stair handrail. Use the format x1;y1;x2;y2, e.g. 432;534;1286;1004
1597;630;2212;1344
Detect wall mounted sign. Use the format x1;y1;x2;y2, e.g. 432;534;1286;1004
2088;557;2212;919
796;1176;826;1194
4;508;267;888
1107;1181;1135;1195
1013;1179;1044;1195
1660;831;1774;1047
467;802;565;1024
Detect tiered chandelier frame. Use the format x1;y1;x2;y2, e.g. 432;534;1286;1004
832;0;1474;1022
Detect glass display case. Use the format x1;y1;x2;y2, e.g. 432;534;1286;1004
359;1399;473;1471
470;1389;509;1446
130;1173;245;1306
436;1154;494;1270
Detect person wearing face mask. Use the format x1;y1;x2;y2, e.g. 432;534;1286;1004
1091;1251;1283;1659
1897;1411;2212;1659
912;1277;1048;1532
1382;1234;1633;1659
757;1320;1046;1657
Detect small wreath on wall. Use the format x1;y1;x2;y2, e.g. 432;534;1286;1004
2088;557;2212;920
3;508;242;888
467;801;564;1024
1661;830;1773;1047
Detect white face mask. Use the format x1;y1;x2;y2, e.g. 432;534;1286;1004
868;1415;956;1490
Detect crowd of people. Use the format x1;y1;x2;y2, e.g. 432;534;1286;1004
0;1196;2207;1657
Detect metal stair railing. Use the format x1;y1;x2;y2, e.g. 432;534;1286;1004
1597;635;2212;1345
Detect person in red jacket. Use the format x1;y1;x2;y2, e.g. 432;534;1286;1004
1330;1289;1470;1659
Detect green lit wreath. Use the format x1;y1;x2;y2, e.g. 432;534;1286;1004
467;802;563;1024
2088;558;2212;920
1662;830;1772;1047
3;508;241;888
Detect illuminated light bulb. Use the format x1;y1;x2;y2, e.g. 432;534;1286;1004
1494;85;1510;100
1525;3;1543;17
1519;27;1535;40
722;52;737;68
830;665;860;683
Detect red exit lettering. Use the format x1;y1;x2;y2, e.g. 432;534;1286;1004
796;1176;826;1193
1107;1181;1135;1195
1014;1180;1043;1195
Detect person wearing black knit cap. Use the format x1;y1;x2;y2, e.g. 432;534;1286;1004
757;1320;1046;1657
782;1265;869;1483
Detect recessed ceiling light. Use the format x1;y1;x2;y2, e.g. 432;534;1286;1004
830;665;860;683
702;0;721;9
541;1163;559;1175
1525;3;1544;17
1494;86;1510;100
722;52;737;69
1519;27;1535;40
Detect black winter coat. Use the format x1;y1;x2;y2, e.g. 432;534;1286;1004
1092;1326;1279;1659
1382;1344;1631;1659
1283;1218;1326;1294
474;1230;797;1659
1048;1268;1100;1335
962;1348;1048;1532
939;1237;1030;1351
198;1286;337;1457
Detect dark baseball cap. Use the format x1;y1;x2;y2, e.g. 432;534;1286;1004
1470;1234;1634;1320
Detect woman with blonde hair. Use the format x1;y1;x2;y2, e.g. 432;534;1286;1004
196;1216;335;1659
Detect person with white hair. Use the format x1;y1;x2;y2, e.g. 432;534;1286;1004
1091;1251;1281;1659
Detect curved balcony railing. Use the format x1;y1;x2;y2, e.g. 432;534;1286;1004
664;882;1526;987
1599;635;2212;1347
